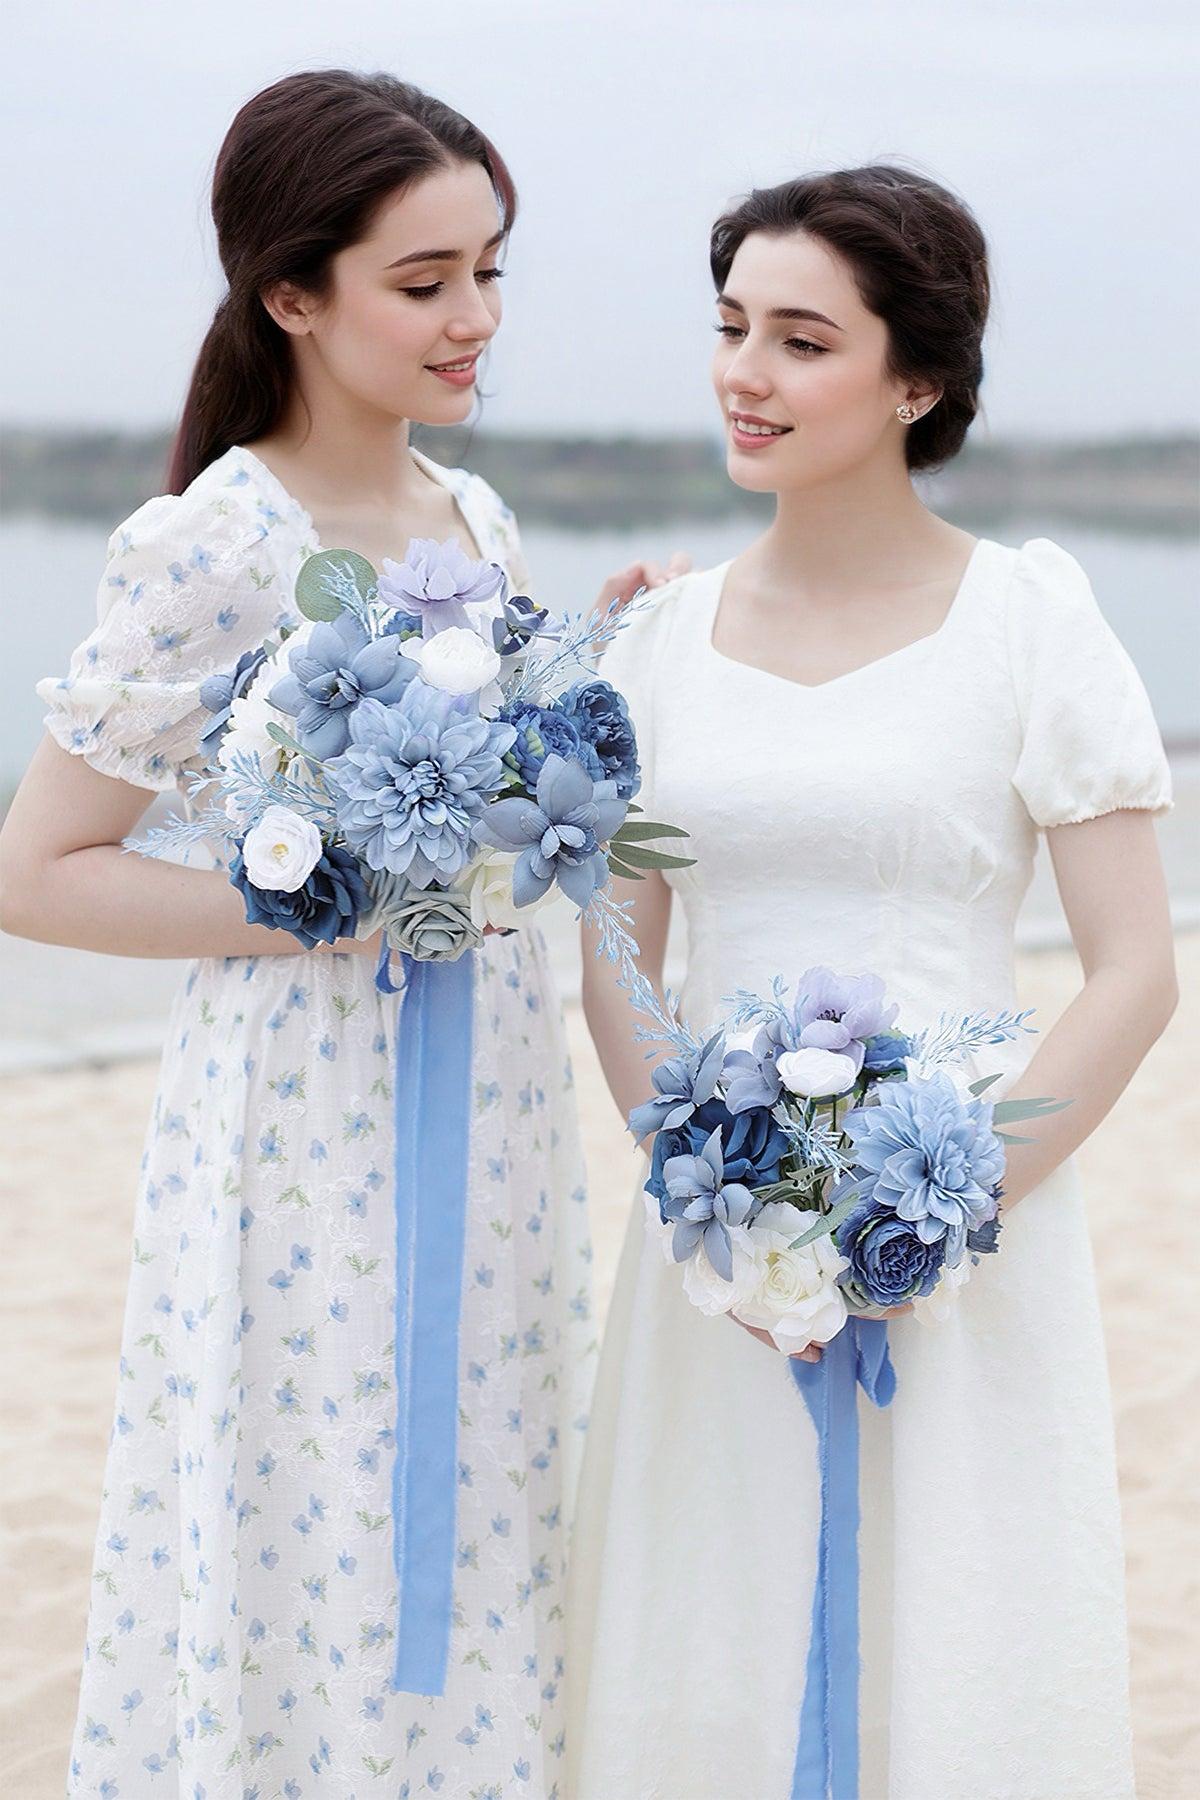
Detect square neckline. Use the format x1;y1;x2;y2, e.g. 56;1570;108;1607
703;536;992;697
229;442;491;568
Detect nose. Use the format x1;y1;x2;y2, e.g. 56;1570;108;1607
722;338;772;403
446;288;499;344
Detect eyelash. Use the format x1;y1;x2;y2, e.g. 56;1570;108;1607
401;268;506;300
714;323;827;357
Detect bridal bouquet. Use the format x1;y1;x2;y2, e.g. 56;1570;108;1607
139;538;692;956
627;966;1065;1351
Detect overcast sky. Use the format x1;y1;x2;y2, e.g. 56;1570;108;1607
2;0;1196;441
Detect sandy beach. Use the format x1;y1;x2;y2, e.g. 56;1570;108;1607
1;936;1197;1798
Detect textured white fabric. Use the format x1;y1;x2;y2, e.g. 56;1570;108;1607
567;539;1170;1800
42;448;594;1798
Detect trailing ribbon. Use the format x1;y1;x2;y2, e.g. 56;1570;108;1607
376;945;476;1696
789;1317;896;1800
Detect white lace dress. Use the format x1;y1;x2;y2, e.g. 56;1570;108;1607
39;446;596;1800
565;539;1172;1800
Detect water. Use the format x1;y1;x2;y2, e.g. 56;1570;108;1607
2;512;1196;800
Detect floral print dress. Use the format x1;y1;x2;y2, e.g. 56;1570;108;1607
38;446;596;1800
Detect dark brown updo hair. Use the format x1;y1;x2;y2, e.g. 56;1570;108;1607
167;70;517;494
710;164;989;471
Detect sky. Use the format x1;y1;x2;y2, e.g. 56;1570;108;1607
2;0;1197;442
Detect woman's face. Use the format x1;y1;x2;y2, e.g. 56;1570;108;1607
711;229;928;492
273;158;506;427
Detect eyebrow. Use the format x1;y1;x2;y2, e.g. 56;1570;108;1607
717;292;843;331
385;228;506;271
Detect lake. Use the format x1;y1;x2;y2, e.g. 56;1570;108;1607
3;512;1196;802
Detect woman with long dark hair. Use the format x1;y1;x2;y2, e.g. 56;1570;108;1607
569;166;1175;1797
0;68;667;1795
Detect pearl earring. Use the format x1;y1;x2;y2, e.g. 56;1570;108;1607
896;402;918;424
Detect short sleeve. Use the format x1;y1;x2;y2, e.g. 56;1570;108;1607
36;484;294;792
1006;537;1173;829
596;575;687;806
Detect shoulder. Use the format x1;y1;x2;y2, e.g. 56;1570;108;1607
602;564;718;662
100;450;307;607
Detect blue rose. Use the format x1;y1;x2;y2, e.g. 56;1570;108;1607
230;842;370;950
557;679;641;800
835;1199;947;1309
646;1098;787;1218
860;1031;913;1074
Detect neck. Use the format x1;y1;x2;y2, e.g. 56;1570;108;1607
266;365;428;512
751;450;950;597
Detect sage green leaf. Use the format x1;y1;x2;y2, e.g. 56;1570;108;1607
995;1129;1037;1144
991;1097;1073;1123
295;548;378;622
611;819;692;843
787;1188;861;1248
605;854;646;882
607;842;696;872
968;1072;1003;1096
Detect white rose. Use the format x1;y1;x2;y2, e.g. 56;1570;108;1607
241;805;323;893
216;640;300;823
402;625;502;696
465;851;556;932
776;1046;859;1098
735;1204;850;1352
641;1193;760;1315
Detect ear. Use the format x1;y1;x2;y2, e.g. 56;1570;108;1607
902;383;942;423
260;280;319;338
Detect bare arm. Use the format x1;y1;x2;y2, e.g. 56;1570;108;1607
994;808;1178;1209
580;866;673;1127
0;736;372;960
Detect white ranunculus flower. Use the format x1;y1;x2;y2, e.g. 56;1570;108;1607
402;625;502;697
242;805;323;893
776;1046;859;1098
465;851;556;933
735;1203;850;1352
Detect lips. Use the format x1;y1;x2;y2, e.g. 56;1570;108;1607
426;353;481;388
728;411;793;450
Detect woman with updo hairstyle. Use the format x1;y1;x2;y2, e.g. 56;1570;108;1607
1;67;679;1797
570;165;1174;1797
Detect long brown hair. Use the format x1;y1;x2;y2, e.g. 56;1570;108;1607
167;70;517;494
710;165;989;472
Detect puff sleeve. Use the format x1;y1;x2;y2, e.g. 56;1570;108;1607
1006;537;1173;829
36;484;294;793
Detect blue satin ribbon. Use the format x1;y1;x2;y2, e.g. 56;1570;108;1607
789;1317;896;1800
376;944;476;1696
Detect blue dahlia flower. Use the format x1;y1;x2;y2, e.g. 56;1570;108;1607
841;1070;1005;1264
325;690;514;888
645;1097;786;1220
661;1127;757;1282
269;614;414;759
229;842;369;950
835;1199;948;1309
377;538;503;637
627;1031;725;1144
472;751;627;910
198;642;271;757
498;701;602;791
556;679;641;800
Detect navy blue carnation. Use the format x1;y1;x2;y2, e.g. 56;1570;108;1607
557;679;641;800
646;1098;788;1220
836;1199;948;1309
230;841;370;950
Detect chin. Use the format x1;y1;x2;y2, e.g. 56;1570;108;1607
725;448;786;493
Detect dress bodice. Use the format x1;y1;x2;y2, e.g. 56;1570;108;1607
600;539;1172;1076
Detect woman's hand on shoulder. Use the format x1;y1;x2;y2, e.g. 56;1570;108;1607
595;550;692;620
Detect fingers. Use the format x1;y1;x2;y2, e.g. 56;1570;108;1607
791;1345;822;1362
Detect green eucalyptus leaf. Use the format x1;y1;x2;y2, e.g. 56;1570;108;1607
968;1072;1004;1096
295;548;378;622
265;722;314;760
605;854;646;882
991;1097;1073;1123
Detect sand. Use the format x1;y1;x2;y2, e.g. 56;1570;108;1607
1;937;1197;1798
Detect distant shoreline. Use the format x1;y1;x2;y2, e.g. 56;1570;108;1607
2;426;1197;536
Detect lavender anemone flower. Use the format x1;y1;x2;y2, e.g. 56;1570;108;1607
629;1031;725;1143
472;752;626;911
793;965;900;1074
661;1127;757;1282
377;537;504;637
324;690;514;888
841;1070;1005;1265
269;614;414;760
